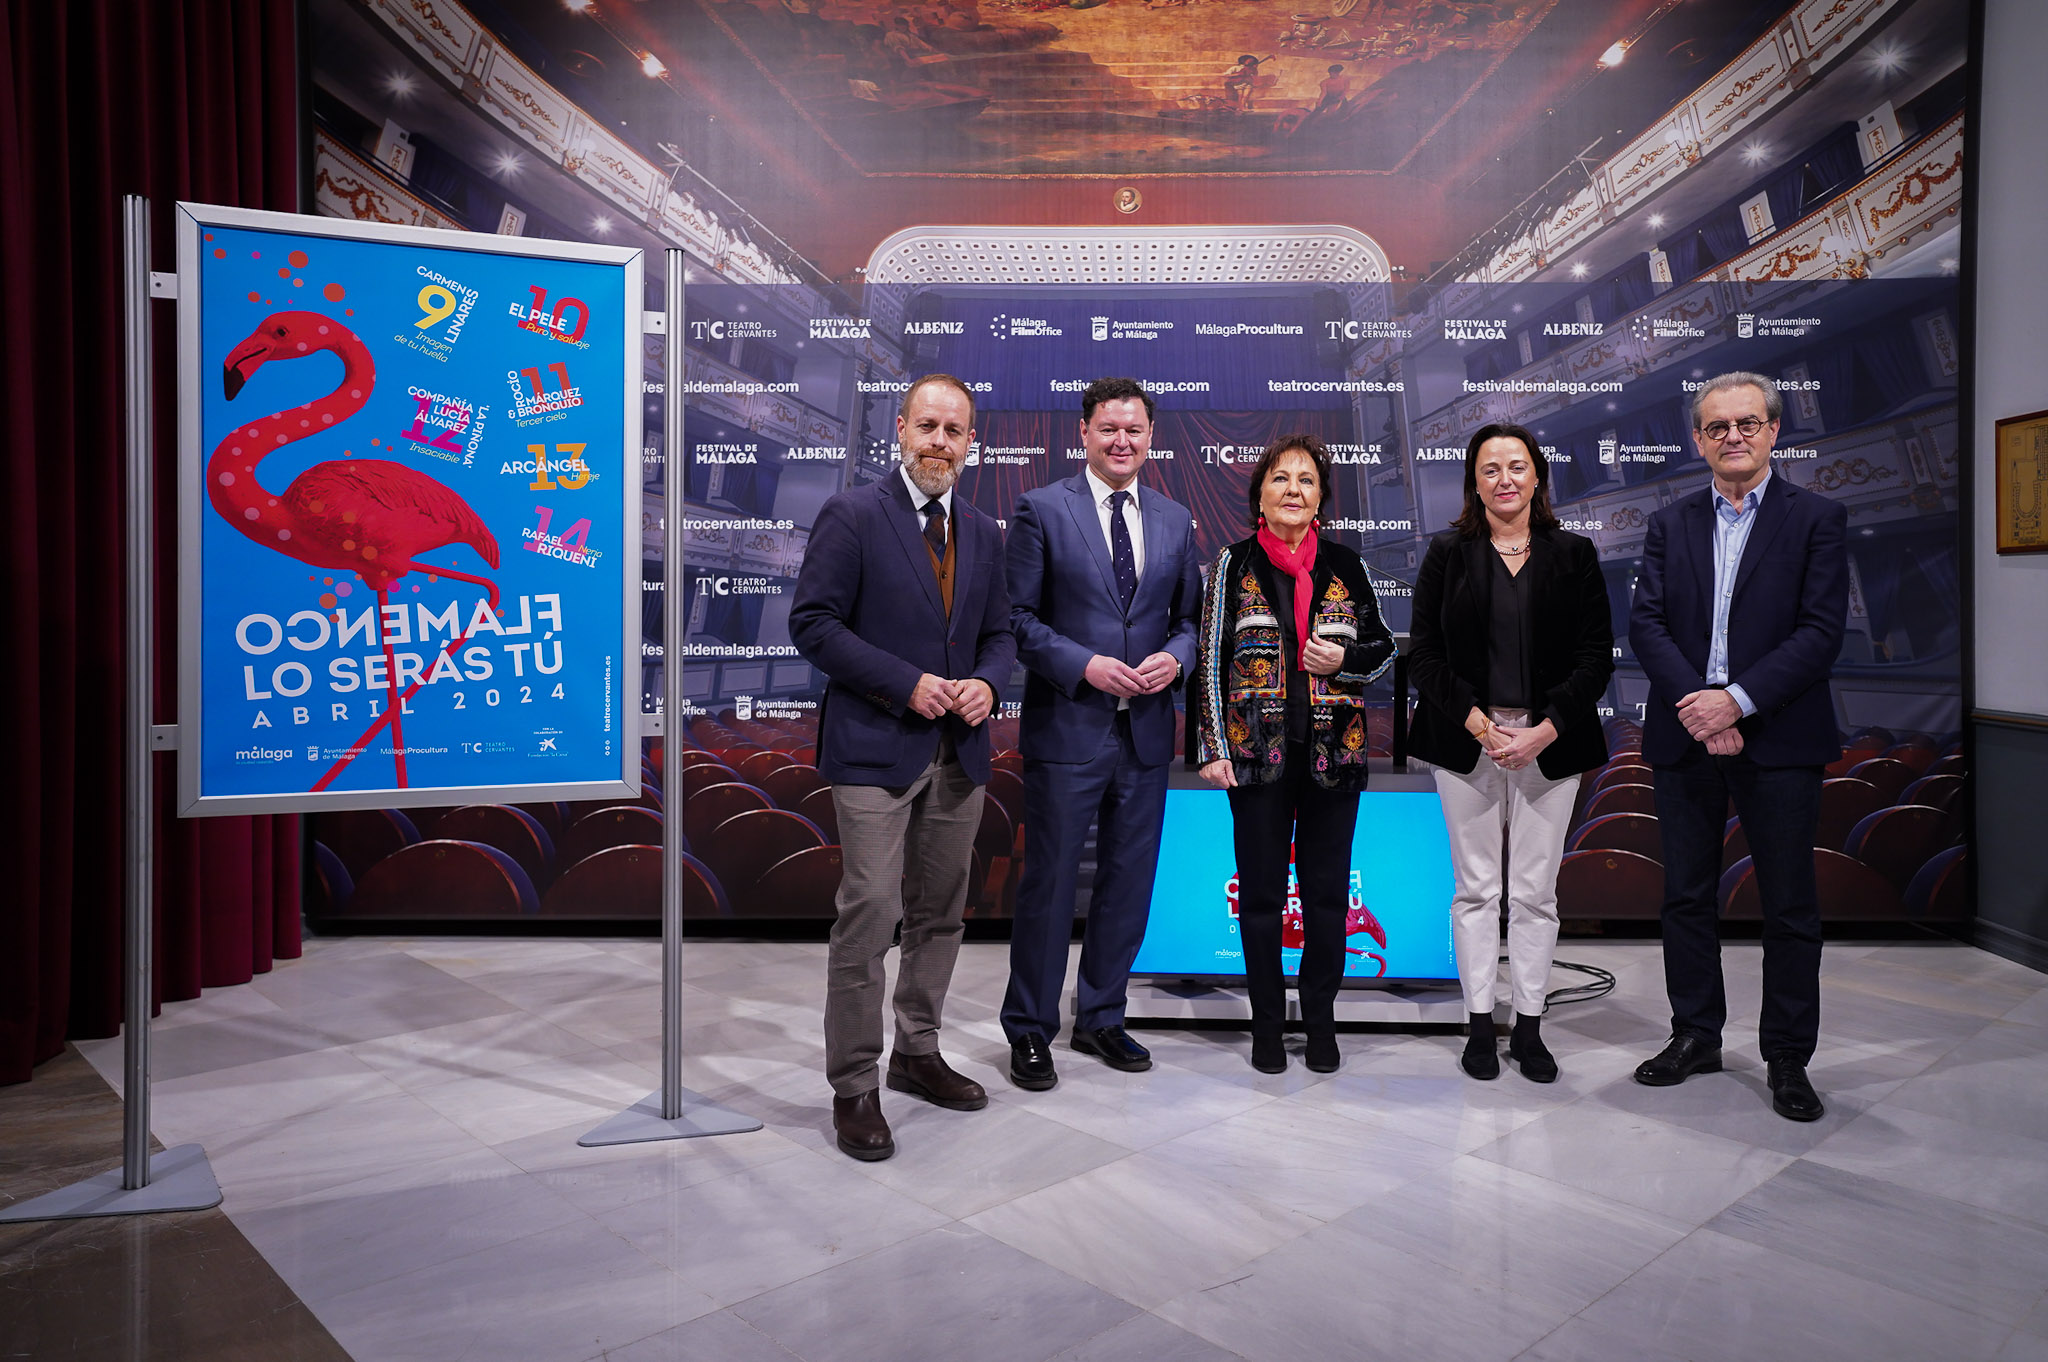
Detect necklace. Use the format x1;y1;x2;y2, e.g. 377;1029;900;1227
1491;538;1530;556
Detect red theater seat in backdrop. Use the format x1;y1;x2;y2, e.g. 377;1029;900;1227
975;796;1015;875
1928;754;1965;777
1904;845;1969;920
513;802;568;845
700;810;826;905
350;841;538;917
1844;804;1960;891
681;763;739;796
541;845;670;918
795;786;840;843
1593;763;1656;793
1585;784;1656;819
1826;744;1886;779
1900;773;1963;813
1723;817;1749;869
1847;758;1916;804
1555;849;1663;919
758;763;826;810
1817;778;1888;851
422;805;555;889
309;842;354;916
1719;849;1903;919
1567;812;1663;863
738;750;792;784
682;783;770;846
985;767;1025;822
316;807;421;882
1883;743;1937;775
677;749;727;772
558;805;664;868
746;845;844;918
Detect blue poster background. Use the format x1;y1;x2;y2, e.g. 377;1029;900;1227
193;222;631;801
1132;790;1458;982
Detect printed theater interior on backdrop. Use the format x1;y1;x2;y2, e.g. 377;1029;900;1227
300;0;1967;939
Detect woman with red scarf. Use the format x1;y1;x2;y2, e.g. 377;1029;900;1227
1193;435;1395;1073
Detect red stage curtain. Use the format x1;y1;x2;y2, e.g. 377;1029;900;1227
0;1;302;1084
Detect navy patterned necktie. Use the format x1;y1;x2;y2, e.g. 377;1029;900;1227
921;499;946;556
1108;489;1137;610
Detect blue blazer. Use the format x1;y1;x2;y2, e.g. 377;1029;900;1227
1628;473;1848;768
1006;473;1201;766
789;473;1016;787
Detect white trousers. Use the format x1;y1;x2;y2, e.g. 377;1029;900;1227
1431;712;1579;1017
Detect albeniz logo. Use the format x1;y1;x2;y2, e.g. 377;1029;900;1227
1443;318;1510;342
689;319;778;341
694;575;781;597
990;313;1063;340
783;445;846;462
1414;446;1465;462
1544;322;1604;337
809;316;872;341
903;320;964;336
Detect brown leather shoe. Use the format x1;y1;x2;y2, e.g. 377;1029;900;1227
832;1090;894;1161
884;1050;988;1111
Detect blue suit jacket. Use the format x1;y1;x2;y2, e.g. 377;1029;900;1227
1005;473;1201;766
1628;473;1848;768
788;473;1016;787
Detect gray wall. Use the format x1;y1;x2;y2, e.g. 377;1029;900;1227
1972;1;2048;967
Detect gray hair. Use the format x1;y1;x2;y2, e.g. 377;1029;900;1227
1689;371;1783;429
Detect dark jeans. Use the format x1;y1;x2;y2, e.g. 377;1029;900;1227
1653;750;1824;1062
1226;743;1360;1031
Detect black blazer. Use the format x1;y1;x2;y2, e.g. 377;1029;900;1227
1406;526;1615;779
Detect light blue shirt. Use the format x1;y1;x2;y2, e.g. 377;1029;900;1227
1707;469;1769;717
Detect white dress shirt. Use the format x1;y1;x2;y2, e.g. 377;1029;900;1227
1083;466;1144;578
900;463;953;542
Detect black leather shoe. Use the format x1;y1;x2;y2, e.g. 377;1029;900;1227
1461;1024;1500;1081
1767;1057;1825;1122
832;1090;894;1161
1008;1034;1057;1091
1250;1028;1287;1074
1508;1015;1557;1084
1634;1034;1723;1087
885;1051;988;1111
1304;1025;1340;1074
1071;1024;1152;1072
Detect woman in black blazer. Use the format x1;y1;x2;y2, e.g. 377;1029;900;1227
1408;422;1614;1082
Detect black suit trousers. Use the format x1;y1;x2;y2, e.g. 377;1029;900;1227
1226;742;1359;1029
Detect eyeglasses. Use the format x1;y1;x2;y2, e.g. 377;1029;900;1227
1699;416;1770;441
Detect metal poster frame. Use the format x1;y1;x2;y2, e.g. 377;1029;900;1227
172;201;645;816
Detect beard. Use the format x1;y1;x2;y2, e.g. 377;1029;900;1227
901;446;958;496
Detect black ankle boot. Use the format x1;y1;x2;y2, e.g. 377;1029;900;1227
1250;1026;1287;1074
1461;1011;1500;1080
1304;1023;1339;1073
1508;1012;1557;1083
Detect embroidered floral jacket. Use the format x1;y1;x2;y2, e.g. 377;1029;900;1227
1192;536;1397;790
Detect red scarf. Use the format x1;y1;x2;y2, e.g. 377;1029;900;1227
1256;523;1318;668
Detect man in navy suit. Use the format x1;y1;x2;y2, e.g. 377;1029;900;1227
1629;371;1848;1122
1000;377;1202;1089
789;374;1016;1160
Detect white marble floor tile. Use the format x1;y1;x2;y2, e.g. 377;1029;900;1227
965;1151;1320;1309
2000;987;2048;1029
596;1308;803;1362
839;1094;1132;1219
344;1011;601;1092
1824;951;2043;1021
1474;1100;1795;1225
462;955;666;1012
151;1045;410;1144
1142;1094;1457;1220
595;1148;950;1310
1511;1313;1696;1362
730;1224;1139;1362
490;1117;810;1218
152;980;289;1032
1881;1021;2048;1142
1288;1068;1561;1155
1583;1055;1871;1157
1574;1228;2014;1362
1332;1158;1692;1315
230;1145;591;1304
1707;1159;2048;1326
986;1060;1281;1152
201;1091;491;1211
1153;1213;1570;1362
1048;1312;1248;1362
410;1046;661;1147
312;1216;708;1362
401;938;609;979
1804;1104;2048;1231
249;950;496;1013
1996;1328;2048;1362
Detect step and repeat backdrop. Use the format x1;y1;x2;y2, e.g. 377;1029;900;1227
302;0;1969;942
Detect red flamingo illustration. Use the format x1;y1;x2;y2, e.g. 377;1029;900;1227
215;310;499;789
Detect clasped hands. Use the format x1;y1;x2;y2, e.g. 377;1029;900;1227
1676;688;1745;756
1469;708;1555;772
909;673;996;726
1083;651;1181;699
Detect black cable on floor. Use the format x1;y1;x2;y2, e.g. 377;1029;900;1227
1543;958;1616;1010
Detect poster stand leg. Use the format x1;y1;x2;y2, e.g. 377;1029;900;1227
580;251;760;1148
0;197;221;1224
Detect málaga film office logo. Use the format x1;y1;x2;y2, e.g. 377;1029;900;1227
989;313;1062;340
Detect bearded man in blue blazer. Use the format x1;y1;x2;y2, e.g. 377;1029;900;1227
789;374;1016;1161
1000;377;1202;1090
1629;371;1848;1122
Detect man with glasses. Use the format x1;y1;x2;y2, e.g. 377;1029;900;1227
1628;371;1849;1121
